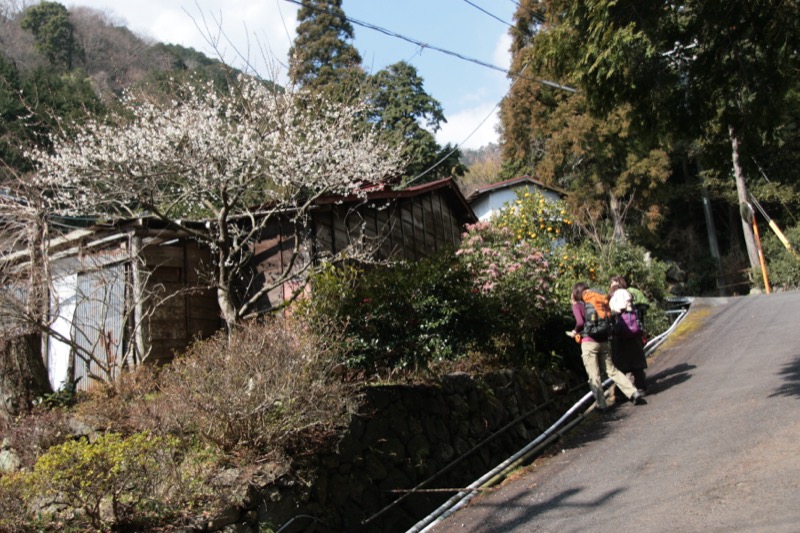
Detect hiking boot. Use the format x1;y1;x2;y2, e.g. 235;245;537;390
632;391;647;405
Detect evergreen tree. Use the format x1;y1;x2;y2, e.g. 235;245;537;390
0;55;102;181
500;0;670;244
20;1;83;70
368;61;466;186
500;0;800;262
498;0;547;177
0;54;27;180
665;1;800;270
288;0;364;92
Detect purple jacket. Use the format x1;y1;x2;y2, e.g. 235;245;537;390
572;301;599;343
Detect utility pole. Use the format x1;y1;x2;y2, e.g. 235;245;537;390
730;126;760;273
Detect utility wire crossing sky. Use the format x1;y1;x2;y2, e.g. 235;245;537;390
71;0;522;150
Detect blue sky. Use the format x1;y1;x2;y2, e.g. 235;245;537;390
69;0;516;149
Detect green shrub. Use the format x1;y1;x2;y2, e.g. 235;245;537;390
23;431;186;531
759;223;800;290
551;241;669;305
304;255;488;373
304;232;565;373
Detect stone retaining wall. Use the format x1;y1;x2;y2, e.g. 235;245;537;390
243;368;582;532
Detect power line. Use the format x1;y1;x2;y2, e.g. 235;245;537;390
461;0;513;27
283;1;574;187
282;0;573;92
404;61;533;188
752;157;798;224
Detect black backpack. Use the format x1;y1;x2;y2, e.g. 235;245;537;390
582;289;613;341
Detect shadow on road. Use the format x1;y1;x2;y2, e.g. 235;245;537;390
770;355;800;399
467;485;625;532
646;363;696;395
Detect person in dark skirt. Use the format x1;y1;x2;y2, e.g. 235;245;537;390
569;282;646;411
609;276;648;394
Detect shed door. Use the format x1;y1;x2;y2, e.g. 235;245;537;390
72;263;126;387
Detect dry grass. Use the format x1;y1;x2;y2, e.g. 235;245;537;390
655;307;713;352
155;316;356;455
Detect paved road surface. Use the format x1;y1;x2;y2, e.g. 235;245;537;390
427;293;800;533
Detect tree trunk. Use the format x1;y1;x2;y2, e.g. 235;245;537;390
0;332;52;422
729;125;760;271
217;284;238;328
0;204;53;422
608;192;627;243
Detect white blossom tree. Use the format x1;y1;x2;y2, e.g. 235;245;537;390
29;75;405;325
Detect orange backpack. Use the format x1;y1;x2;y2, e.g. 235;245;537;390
582;288;613;341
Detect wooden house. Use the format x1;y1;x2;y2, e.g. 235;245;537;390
32;221;218;391
15;178;474;390
249;177;477;312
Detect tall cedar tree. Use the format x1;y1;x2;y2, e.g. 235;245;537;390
288;0;364;92
500;0;670;244
20;1;84;70
288;2;465;186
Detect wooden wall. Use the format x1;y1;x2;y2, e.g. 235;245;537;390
248;188;468;310
313;189;464;263
249;218;304;314
142;239;219;365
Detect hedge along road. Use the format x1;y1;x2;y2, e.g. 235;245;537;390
427;292;800;533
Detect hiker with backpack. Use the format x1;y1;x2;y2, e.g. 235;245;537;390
567;282;646;411
609;275;648;394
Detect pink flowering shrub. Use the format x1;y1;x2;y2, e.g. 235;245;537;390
456;221;559;361
457;222;557;303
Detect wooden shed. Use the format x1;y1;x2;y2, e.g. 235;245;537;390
21;179;474;388
249;178;477;312
42;221;218;391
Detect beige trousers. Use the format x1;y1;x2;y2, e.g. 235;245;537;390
581;340;638;409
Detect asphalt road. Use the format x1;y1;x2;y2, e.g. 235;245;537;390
427;293;800;533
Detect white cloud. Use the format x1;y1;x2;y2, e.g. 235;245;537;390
69;0;298;81
436;102;500;151
493;31;512;71
435;31;511;151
